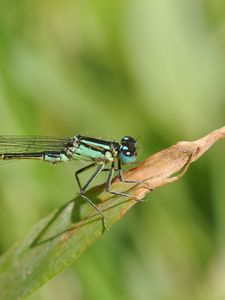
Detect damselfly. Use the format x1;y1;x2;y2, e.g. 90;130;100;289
0;134;139;229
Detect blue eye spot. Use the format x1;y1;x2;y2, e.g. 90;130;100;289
122;146;129;150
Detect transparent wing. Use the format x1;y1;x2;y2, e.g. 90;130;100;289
0;136;70;154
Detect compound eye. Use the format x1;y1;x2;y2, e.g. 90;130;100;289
121;136;136;144
122;146;132;157
119;145;136;164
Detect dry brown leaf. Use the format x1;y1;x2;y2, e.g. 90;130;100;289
119;126;225;200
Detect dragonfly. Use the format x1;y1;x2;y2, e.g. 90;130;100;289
0;134;140;230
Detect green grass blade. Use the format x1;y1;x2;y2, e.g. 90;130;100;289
0;182;141;299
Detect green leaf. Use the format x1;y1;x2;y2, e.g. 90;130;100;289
0;126;224;300
0;179;142;299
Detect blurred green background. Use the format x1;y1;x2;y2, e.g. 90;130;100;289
0;0;225;299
